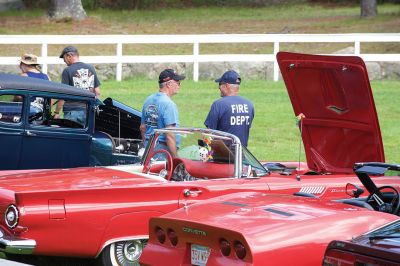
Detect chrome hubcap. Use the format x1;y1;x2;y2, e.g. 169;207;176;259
112;240;147;266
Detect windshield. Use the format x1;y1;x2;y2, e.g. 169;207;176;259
172;131;235;163
151;129;268;178
242;145;269;177
360;220;400;240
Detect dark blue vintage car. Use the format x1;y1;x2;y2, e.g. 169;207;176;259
0;73;142;170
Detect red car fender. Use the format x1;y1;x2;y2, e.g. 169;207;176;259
96;210;165;256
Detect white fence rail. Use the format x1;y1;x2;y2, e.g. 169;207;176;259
1;34;399;82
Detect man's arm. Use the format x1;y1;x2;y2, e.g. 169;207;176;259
53;100;64;119
165;124;177;157
139;123;146;141
94;86;101;97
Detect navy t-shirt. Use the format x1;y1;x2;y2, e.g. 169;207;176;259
204;96;254;146
61;62;101;111
61;62;101;92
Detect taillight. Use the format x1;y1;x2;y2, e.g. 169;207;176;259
167;228;178;246
323;249;355;266
155;227;166;244
219;238;231;256
234;241;246;260
5;205;19;229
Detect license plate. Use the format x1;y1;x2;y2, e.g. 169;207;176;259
191;244;210;266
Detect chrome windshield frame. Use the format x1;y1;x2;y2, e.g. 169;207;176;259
153;127;243;178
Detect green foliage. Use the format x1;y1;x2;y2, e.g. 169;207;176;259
101;79;400;163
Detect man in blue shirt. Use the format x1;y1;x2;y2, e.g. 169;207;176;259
140;69;185;157
204;70;254;147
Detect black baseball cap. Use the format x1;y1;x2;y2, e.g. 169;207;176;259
59;45;79;58
158;69;186;84
215;70;241;85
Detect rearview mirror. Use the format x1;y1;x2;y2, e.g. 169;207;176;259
345;183;364;198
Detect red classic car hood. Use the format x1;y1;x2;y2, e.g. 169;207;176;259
166;192;395;232
0;167;161;192
277;52;384;174
164;192;396;238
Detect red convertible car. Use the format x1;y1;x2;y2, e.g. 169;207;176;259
323;220;400;266
0;52;396;266
140;162;400;266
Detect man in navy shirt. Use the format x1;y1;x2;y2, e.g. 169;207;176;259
55;46;101;124
204;70;254;147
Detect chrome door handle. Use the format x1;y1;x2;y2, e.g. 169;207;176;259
183;188;203;197
26;130;36;136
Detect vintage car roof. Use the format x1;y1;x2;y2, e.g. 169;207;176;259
0;73;95;98
277;52;384;174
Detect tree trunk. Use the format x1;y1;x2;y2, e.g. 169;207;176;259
360;0;377;18
48;0;87;21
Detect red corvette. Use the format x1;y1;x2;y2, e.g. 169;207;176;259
0;52;396;266
140;163;400;266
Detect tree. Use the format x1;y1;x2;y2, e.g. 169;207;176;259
48;0;87;21
361;0;377;18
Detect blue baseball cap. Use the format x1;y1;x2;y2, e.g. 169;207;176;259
215;70;241;85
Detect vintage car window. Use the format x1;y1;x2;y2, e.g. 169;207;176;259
242;146;269;177
29;97;88;129
27;96;45;125
0;94;24;124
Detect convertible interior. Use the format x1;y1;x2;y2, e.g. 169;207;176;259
142;130;269;181
304;162;400;216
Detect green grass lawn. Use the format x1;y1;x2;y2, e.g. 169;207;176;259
101;79;400;163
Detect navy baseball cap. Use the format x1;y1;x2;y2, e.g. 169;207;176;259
59;45;78;58
159;69;186;84
215;70;241;85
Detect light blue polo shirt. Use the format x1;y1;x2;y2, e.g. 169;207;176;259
141;92;180;147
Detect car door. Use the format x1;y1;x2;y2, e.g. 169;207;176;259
0;92;25;170
19;93;93;169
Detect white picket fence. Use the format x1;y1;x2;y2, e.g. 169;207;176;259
1;33;399;82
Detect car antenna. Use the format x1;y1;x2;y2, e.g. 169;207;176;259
296;113;305;181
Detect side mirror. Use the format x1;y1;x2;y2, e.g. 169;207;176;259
345;183;364;198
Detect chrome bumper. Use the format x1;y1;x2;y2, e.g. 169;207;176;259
0;229;36;255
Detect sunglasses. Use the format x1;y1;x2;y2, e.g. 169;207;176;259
168;80;180;85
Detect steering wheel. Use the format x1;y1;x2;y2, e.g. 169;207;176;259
366;185;400;214
142;149;173;180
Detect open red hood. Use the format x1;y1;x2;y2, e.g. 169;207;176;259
277;52;384;174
